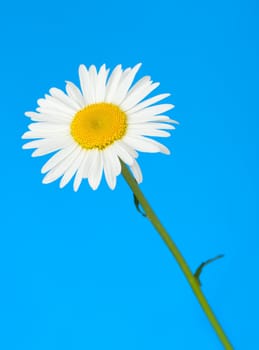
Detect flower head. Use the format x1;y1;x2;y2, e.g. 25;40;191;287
22;63;177;191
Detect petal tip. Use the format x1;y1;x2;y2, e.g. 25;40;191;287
42;177;49;185
73;184;80;192
163;148;171;155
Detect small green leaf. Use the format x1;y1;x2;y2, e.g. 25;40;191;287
194;254;224;286
133;193;146;217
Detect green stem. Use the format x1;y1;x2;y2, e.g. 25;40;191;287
121;163;233;349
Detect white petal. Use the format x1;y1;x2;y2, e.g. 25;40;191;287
112;141;134;166
129;104;174;120
112;63;142;105
120;78;159;111
128;122;175;130
73;152;90;191
103;149;118;190
25;110;70;123
127;127;171;137
81;151;93;179
36;107;73;120
126;76;151;97
88;150;103;190
104;64;122;102
104;147;121;175
59;150;85;188
22;139;43;149
32;141;73;157
23;136;72;157
79;64;89;104
118;140;139;159
38;94;76;115
95;64;110;102
104;162;116;189
88;65;98;104
49;88;79;111
123;135;160;153
22;123;69;139
130;160;143;183
25;111;41;120
127;122;174;137
28;122;68;131
41;143;78;173
42;147;81;184
123;135;170;154
125;93;170;114
128;114;177;124
22;130;68;140
65;81;85;108
153;141;170;154
22;131;37;139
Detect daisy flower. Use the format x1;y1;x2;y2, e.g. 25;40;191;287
22;63;177;191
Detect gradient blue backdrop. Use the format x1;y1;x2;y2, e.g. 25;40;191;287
0;0;258;349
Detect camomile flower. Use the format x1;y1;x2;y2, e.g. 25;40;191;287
22;63;177;191
21;64;233;349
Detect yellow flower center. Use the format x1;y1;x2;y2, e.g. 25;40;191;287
70;103;127;150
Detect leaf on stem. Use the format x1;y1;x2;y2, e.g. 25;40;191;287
133;193;146;217
194;254;224;286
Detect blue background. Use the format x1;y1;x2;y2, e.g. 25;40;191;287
0;0;258;349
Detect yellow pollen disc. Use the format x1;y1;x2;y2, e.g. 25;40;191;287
70;103;127;150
